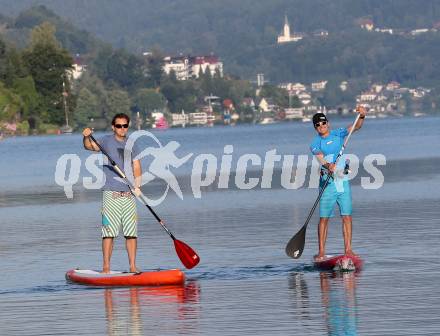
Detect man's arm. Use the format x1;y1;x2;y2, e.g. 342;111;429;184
132;159;142;195
347;105;366;133
311;139;336;173
315;153;336;173
82;128;100;152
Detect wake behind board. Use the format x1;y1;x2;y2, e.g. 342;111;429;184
66;269;185;286
314;255;363;272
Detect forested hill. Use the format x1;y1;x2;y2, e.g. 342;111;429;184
1;0;440;85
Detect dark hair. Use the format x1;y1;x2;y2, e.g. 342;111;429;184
111;113;130;125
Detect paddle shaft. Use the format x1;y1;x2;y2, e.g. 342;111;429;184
89;134;176;240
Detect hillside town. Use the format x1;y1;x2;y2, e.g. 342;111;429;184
137;77;433;129
1;48;434;135
1;14;438;136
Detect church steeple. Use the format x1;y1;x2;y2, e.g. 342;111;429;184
277;15;303;44
283;15;290;37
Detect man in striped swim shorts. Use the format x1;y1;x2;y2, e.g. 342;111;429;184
82;113;142;273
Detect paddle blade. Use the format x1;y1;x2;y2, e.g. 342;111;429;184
174;239;200;269
285;224;307;259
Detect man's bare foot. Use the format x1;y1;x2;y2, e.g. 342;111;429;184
130;267;141;274
344;250;358;257
314;254;326;261
101;268;111;274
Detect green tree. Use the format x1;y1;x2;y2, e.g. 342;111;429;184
0;82;21;121
12;76;39;120
134;88;166;115
73;87;100;128
259;84;288;107
29;21;61;49
107;50;145;90
106;89;131;121
75;73;108;118
145;48;164;88
22;22;73;124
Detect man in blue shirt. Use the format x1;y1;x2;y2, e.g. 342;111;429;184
310;107;366;261
82;113;142;273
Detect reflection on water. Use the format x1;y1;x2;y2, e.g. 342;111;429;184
320;272;359;336
289;271;359;336
288;273;310;320
104;281;201;336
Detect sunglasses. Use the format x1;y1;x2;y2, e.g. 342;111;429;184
314;121;327;128
114;124;129;129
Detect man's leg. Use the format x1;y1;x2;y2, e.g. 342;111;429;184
338;180;356;256
315;217;330;261
102;237;114;273
125;237;139;273
342;215;356;256
316;181;336;261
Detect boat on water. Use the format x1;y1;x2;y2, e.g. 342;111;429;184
260;117;276;125
60;79;73;134
60;125;73;134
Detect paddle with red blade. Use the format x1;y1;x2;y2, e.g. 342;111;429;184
285;113;361;259
89;134;200;269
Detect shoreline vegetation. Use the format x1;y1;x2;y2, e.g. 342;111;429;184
0;113;435;139
1;5;439;136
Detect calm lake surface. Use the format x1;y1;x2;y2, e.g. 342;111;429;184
1;116;439;335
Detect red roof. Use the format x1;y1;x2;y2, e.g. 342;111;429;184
192;56;219;64
223;99;233;108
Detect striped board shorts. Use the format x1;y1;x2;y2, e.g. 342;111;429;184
101;191;137;238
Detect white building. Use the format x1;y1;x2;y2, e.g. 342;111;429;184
163;55;223;80
67;54;86;80
340;81;348;91
375;28;393;34
189;112;208;126
277;15;303;44
371;84;384;93
411;29;430;36
279;82;306;92
171;112;189;127
386;81;400;91
359;19;374;31
357;92;377;102
284;107;304;119
311;80;328;91
163;57;189;80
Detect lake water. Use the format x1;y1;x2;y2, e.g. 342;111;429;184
1;116;439;335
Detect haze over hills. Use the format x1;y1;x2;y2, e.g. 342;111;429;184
1;0;440;86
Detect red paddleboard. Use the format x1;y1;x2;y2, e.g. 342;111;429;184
66;269;185;286
314;255;363;271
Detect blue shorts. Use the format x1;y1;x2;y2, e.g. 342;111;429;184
319;178;352;218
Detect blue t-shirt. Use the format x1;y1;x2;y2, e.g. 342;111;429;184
99;134;141;191
310;127;349;172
